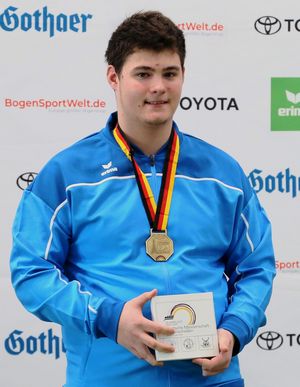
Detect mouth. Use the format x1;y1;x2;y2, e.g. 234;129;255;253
145;100;168;105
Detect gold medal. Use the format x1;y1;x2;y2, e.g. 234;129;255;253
146;230;174;262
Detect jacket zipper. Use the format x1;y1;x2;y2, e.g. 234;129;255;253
149;155;172;295
149;155;159;201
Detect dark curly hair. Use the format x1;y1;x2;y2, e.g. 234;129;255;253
105;11;185;74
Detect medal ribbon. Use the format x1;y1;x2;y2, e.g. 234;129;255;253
113;125;180;232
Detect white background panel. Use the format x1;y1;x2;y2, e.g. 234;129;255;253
1;0;299;386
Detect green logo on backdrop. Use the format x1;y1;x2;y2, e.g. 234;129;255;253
271;78;300;131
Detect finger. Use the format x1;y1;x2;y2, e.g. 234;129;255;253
138;345;164;367
130;346;142;359
194;360;226;377
218;336;230;353
192;355;219;369
201;360;228;376
133;289;158;307
192;357;204;366
142;318;175;336
192;357;212;368
218;329;234;354
202;368;226;377
193;352;229;372
141;333;175;353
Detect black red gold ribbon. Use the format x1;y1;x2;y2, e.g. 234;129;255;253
113;125;179;232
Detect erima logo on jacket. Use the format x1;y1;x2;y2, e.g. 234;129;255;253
101;161;118;176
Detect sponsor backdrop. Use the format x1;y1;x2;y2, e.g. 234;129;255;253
1;0;299;386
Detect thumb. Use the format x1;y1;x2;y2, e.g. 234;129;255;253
134;289;158;307
218;329;233;354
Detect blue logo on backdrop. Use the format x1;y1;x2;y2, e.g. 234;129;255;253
0;6;93;37
4;329;65;359
248;168;300;198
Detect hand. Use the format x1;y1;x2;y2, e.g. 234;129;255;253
192;328;235;376
117;289;175;366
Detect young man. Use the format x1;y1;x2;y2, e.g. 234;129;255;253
10;11;275;387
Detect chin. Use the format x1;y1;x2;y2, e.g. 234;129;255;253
144;114;171;127
145;119;169;127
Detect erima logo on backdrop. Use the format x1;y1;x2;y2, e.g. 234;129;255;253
255;16;300;35
286;90;300;104
0;6;93;37
5;329;65;359
248;168;300;198
271;78;300;131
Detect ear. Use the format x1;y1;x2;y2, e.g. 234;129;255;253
107;65;119;90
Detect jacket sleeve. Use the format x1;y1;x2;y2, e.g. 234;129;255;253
219;184;276;354
10;186;125;341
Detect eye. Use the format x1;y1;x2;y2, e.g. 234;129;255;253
164;72;177;79
136;72;150;79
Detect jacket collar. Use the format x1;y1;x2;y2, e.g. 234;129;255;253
102;111;183;157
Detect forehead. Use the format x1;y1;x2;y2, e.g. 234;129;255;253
122;49;182;70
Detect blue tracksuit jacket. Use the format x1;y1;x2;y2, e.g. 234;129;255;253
10;112;275;386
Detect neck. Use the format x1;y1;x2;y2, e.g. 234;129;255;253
117;117;172;156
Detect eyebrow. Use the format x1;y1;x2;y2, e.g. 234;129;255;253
132;65;181;72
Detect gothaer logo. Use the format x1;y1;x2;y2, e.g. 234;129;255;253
164;303;196;325
0;6;93;38
5;329;65;359
271;78;300;131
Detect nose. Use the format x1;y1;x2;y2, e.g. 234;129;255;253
149;75;167;94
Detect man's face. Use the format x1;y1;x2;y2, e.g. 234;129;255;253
107;49;184;128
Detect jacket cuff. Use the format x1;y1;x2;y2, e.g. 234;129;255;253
95;298;125;341
219;315;250;355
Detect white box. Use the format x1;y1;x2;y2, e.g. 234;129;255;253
151;292;219;361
